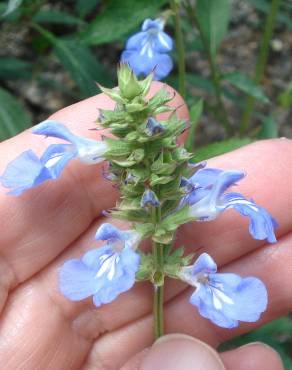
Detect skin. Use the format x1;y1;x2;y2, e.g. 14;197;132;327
0;82;289;370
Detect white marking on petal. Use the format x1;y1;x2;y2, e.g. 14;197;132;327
158;32;171;49
212;291;223;309
211;286;234;310
226;199;259;212
95;253;119;281
78;141;108;164
140;41;154;59
188;197;219;221
140;42;149;56
108;256;119;280
45;153;63;168
147;45;154;58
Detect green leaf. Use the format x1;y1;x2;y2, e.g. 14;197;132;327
1;0;22;17
246;0;292;29
75;0;100;18
54;40;113;96
80;0;168;45
33;10;85;26
194;138;252;162
259;116;278;138
196;0;231;60
0;87;32;141
33;25;113;97
0;57;32;79
278;84;292;108
185;99;203;151
223;71;269;103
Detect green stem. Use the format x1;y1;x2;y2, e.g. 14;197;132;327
152;197;165;338
170;0;186;98
153;242;164;339
240;0;282;134
184;0;232;135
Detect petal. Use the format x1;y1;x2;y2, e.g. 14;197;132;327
207;170;245;204
151;53;173;80
120;247;140;273
121;50;173;80
125;31;148;50
188;170;245;220
121;50;154;77
59;259;98;300
142;18;163;31
95;223;124;242
210;273;268;322
192;253;217;275
0;150;50;196
33;120;78;144
222;192;278;243
41;144;76;179
184;168;223;205
145;117;165;136
75;139;108;165
141;189;160;207
190;284;238;328
92;248;140;307
189;168;223;188
189;272;268;328
152;31;173;52
186;168;244;204
82;245;112;270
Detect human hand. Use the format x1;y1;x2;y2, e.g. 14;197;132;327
0;84;289;369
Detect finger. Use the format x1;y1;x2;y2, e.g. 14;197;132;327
220;342;284;370
0;83;188;288
121;334;226;370
121;339;283;370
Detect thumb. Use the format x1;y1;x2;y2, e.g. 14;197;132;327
123;334;226;370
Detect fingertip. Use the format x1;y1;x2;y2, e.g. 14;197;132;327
220;342;284;370
125;334;226;370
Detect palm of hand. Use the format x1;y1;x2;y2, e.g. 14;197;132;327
0;86;291;370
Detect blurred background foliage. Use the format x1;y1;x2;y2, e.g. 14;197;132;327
0;0;291;366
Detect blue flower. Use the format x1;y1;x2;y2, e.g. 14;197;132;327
95;223;141;249
141;189;160;208
121;18;173;80
59;224;141;306
0;120;108;195
179;253;268;328
145;117;165;136
184;168;278;243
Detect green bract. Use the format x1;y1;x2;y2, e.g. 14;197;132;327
99;64;194;280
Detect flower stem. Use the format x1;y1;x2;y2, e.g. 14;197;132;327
240;0;282;134
153;242;165;339
170;0;186;98
152;202;165;339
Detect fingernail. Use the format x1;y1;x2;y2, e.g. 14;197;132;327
237;341;283;361
139;334;226;370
